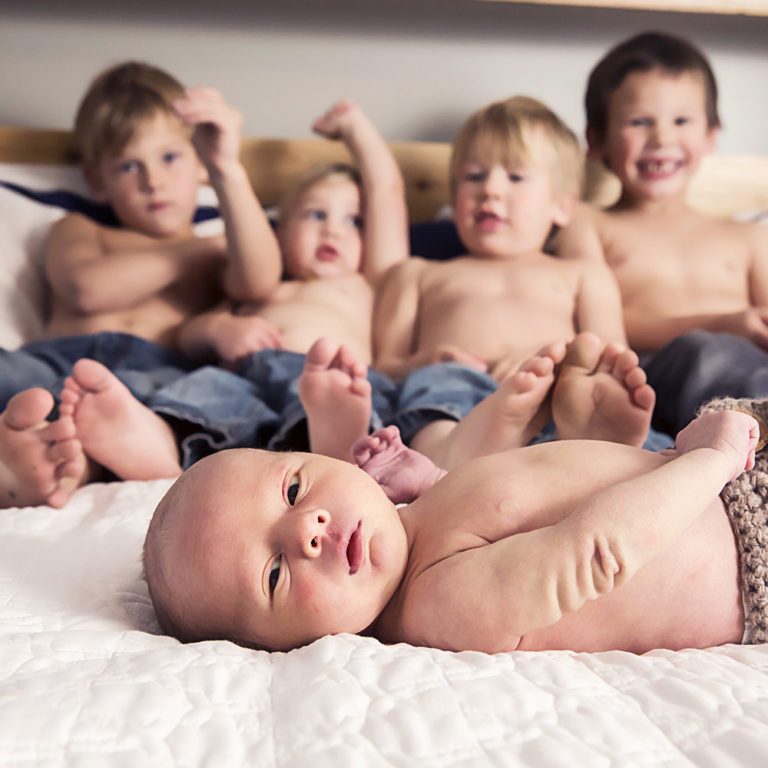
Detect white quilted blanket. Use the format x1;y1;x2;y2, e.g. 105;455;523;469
2;479;768;767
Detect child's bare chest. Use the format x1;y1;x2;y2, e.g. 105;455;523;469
602;216;750;301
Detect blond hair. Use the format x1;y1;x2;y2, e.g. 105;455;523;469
278;162;362;227
74;60;188;166
449;95;584;200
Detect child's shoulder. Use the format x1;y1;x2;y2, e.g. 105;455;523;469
46;210;103;248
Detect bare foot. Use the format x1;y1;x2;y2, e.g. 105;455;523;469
353;426;445;504
298;338;372;461
552;332;654;447
0;388;87;508
411;341;567;469
60;359;182;480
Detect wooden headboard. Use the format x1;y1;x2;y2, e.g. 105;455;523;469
1;125;767;221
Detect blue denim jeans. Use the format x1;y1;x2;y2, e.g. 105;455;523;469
0;332;195;412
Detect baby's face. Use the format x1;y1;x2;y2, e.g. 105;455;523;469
280;176;363;280
166;449;408;650
87;111;204;238
452;136;572;259
597;68;717;203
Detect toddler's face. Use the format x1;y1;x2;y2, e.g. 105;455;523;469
279;177;363;280
452;136;572;259
595;68;717;203
163;449;407;650
87;111;204;238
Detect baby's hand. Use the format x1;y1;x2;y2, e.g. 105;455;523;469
719;308;768;351
174;88;242;176
675;410;759;481
213;312;283;365
312;99;368;142
428;344;488;372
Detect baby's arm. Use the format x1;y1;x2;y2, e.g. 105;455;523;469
313;100;409;285
174;88;282;302
409;410;757;652
353;426;446;504
575;260;627;346
45;213;226;314
178;302;282;365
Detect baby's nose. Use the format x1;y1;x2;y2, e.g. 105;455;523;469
300;509;330;558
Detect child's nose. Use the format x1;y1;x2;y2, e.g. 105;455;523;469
140;164;162;191
481;168;506;197
299;509;330;558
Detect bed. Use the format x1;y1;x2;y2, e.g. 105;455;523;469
2;126;768;767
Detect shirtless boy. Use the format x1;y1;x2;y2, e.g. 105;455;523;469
0;61;281;506
373;95;648;465
141;333;766;654
558;31;768;435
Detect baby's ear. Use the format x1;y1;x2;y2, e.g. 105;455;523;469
705;125;720;155
83;165;108;202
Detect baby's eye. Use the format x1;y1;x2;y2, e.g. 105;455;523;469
305;209;326;221
628;117;650;127
464;171;485;183
286;474;300;505
345;214;363;229
118;160;139;174
162;151;180;164
674;116;690;126
268;555;282;594
508;172;524;183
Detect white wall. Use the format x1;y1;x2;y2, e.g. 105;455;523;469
1;0;767;154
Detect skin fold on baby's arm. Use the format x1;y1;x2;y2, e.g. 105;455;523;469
400;410;757;653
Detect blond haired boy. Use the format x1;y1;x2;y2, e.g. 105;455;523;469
558;31;768;435
0;61;280;507
374;95;648;467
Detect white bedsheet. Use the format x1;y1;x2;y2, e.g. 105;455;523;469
2;479;768;766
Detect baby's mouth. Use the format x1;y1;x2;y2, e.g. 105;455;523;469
346;521;363;574
475;210;503;229
316;244;339;262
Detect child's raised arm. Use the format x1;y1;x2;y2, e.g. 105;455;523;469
407;410;757;653
174;88;282;302
312;100;409;285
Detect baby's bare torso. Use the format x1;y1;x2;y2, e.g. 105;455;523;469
255;273;374;363
414;255;581;371
598;207;755;321
378;440;742;653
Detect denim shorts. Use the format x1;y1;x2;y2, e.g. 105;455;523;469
392;362;498;443
0;332;195;412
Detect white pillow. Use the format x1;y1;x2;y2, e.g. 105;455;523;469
0;164;222;350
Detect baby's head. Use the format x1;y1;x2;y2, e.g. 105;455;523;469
277;163;364;280
449;95;583;258
144;448;408;651
75;61;204;237
585;31;720;190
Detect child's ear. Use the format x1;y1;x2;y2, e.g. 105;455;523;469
585;126;605;162
705;125;720;155
196;159;209;185
83;165;108;202
552;193;577;228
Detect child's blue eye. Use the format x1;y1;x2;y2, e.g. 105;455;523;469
674;117;690;126
268;556;282;593
345;214;363;229
306;209;326;221
629;117;649;127
508;173;523;183
118;160;138;174
162;151;179;164
465;171;485;182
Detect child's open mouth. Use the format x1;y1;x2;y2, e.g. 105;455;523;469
346;521;363;574
316;245;339;262
638;158;681;178
475;211;503;230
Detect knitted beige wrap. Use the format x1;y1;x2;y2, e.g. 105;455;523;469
700;397;768;644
